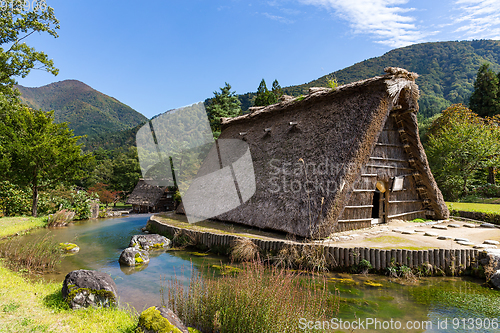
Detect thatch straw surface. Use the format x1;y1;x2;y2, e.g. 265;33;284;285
202;68;448;238
126;179;166;207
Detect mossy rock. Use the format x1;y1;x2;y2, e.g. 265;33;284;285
211;264;241;275
119;247;150;267
61;270;118;309
364;280;383;287
59;242;80;253
129;234;171;251
137;306;190;333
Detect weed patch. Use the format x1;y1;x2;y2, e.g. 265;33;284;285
0;232;62;274
164;262;339;333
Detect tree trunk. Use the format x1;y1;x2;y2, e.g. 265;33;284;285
488;167;496;185
31;185;38;217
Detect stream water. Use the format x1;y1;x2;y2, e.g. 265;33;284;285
21;215;500;332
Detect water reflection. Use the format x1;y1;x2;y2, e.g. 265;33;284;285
21;214;227;311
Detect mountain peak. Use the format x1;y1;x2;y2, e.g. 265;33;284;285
15;80;147;136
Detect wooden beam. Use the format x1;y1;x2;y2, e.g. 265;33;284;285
388;200;423;204
387;210;426;219
375;143;405;148
353;189;376;192
370;157;409;163
344;205;374;209
338;218;373;223
361;173;377;177
365;164;413;170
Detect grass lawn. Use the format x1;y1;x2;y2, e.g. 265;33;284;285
0;216;48;238
0;217;138;332
446;202;500;214
0;262;137;332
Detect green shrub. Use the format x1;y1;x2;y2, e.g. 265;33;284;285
38;187;98;220
164;262;338;333
0;181;31;217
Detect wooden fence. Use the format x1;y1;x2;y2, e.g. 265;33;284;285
147;216;483;275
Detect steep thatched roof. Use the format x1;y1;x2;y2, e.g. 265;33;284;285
126;179;166;207
192;67;448;237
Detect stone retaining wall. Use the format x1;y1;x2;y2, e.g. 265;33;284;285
147;216;484;275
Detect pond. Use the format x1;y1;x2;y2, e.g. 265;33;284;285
23;214;228;312
21;215;500;332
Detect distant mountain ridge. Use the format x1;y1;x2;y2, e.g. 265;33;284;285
15;80;148;136
240;40;500;118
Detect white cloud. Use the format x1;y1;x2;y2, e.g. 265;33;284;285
453;0;500;39
262;12;295;24
298;0;427;47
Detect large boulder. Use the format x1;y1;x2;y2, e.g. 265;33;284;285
482;249;500;280
137;306;196;333
119;247;150;266
129;234;171;251
61;270;117;309
490;270;500;289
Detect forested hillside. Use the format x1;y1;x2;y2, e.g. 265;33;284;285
15;80;147;136
241;40;500;118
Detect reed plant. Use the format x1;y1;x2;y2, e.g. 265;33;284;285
0;232;62;274
163;262;339;333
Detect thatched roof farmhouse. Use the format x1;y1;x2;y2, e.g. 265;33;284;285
192;67;449;238
127;179;175;213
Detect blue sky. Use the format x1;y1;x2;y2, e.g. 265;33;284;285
16;0;500;119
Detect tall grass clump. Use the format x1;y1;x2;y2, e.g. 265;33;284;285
164;262;338;332
230;238;259;262
47;209;75;227
0;233;62;274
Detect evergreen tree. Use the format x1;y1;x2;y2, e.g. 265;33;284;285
254;79;277;106
272;79;283;100
469;63;500;117
206;82;241;137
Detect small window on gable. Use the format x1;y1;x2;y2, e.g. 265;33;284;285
392;176;404;192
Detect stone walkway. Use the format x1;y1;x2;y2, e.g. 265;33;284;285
318;219;500;250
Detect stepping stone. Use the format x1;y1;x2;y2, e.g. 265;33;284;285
339;236;351;241
457;241;474;246
474;244;498;249
481;223;496;228
464;223;477;228
455;238;470;242
437;236;452;240
414;229;425;233
448;224;461;228
424;221;438;225
392;229;404;233
402;230;416;235
432;225;448;230
350;234;361;237
484;240;500;245
424;232;438;237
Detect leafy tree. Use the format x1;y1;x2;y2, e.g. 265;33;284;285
426;104;500;200
109;147;142;194
469;63;500;117
88;183;119;208
206;82;241;137
0;0;60;98
0;98;92;216
254;79;277;107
